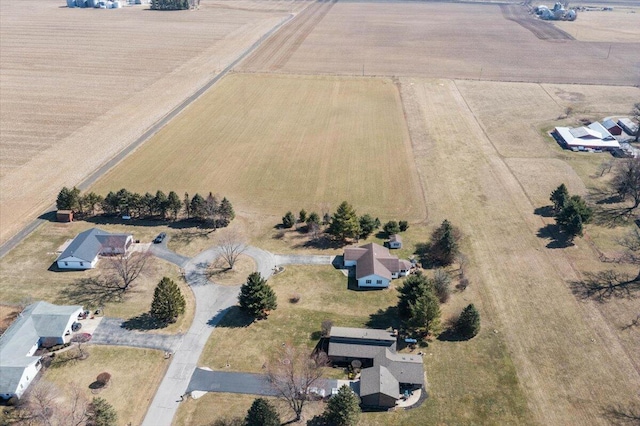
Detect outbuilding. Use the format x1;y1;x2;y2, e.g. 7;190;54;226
56;210;74;222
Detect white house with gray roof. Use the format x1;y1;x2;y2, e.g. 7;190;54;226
344;243;411;288
56;227;133;270
0;302;82;399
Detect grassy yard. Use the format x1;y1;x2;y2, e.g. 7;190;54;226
44;346;167;426
0;220;194;333
90;74;426;223
186;264;532;425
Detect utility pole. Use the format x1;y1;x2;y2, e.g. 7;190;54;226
605;44;612;60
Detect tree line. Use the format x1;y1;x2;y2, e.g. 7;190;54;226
56;187;235;228
281;201;409;243
150;0;191;10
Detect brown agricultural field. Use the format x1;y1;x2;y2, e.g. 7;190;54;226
0;0;298;245
90;73;426;223
554;7;640;42
400;77;640;425
238;1;640;86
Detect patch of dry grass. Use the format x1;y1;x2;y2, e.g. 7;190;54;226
91;74;426;223
553;8;640;42
207;254;256;286
44;346;167;426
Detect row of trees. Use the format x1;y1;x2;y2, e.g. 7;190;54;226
150;0;191;10
56;187;235;227
550;184;593;240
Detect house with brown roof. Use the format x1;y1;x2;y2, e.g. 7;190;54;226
327;326;425;409
344;243;411;288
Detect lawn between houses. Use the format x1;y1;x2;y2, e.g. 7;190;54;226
179;264;532;425
0;220;194;333
43;346;167;426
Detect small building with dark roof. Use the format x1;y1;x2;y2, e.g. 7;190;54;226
388;234;403;249
619;118;639;136
56;227;133;270
343;243;411;289
327;326;425;409
56;210;73;223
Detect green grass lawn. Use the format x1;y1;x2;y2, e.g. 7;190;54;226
190;265;532;425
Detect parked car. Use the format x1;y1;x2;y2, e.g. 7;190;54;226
153;232;167;244
71;322;82;332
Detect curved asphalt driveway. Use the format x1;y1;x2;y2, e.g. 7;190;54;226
142;244;275;426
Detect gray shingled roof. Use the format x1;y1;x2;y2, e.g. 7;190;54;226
328;341;392;360
330;326;396;342
57;227;109;262
0;302;82;395
360;365;399;399
375;349;424;386
389;234;402;243
57;228;132;263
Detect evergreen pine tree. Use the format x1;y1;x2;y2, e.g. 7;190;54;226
327;201;361;242
456;303;481;339
383;220;400;236
299;209;308;224
245;398;280;426
397;273;434;320
167;191;182;220
190;193;206;221
238;272;277;319
150;277;186;324
430;219;460;266
218;197;235;227
409;291;441;335
88;397;118;426
323;385;360;426
282;211;296;228
554;195;593;240
359;214;378;239
550;183;569;213
56;186;81;210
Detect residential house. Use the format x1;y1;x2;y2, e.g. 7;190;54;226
344;243;411;288
0;302;83;400
388;234;402;249
56;227;133;270
328;326;425;409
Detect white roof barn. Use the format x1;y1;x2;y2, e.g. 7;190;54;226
554;122;620;150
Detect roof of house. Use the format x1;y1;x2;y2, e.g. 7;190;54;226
57;228;131;262
330;326;397;342
389;234;402;243
344;243;405;280
360;365;399;399
603;119;622;130
0;302;82;395
555;126;620;149
375;349;424;386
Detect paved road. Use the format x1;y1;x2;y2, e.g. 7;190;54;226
91;317;182;352
150;241;190;269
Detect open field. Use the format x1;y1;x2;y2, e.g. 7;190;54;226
238;1;640;85
91;73;426;222
0;220;194;330
401;77;640;425
0;0;295;246
554;7;640;42
44;346;167;426
186;265;533;424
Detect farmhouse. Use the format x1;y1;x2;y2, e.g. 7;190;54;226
553;122;620;151
328;326;424;409
344;243;411;288
388;234;403;249
0;301;83;400
56;227;133;270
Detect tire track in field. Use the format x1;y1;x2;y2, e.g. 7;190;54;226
239;0;336;72
501;4;574;41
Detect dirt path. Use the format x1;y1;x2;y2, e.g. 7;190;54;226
400;78;640;425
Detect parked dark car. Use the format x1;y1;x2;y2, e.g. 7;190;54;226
153;232;167;244
71;322;82;332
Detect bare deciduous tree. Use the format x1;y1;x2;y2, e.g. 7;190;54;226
217;230;247;270
19;381;89;426
631;102;640;143
570;270;640;301
70;333;91;359
266;344;328;422
106;251;151;292
611;158;640;212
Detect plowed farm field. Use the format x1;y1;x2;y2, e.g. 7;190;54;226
238;1;640;86
91;73;426;221
0;0;297;244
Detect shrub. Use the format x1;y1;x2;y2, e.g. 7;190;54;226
96;372;111;387
399;220;409;232
433;269;451;303
282;211;296;228
383;220;400;236
321;319;333;337
289;293;301;304
456;304;480;339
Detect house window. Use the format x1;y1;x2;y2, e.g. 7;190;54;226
365;280;372;284
376;280;383;284
80;262;84;267
64;262;68;266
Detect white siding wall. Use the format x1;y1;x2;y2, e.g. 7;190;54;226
389;242;402;249
358;275;390;288
57;257;97;270
344;259;357;267
15;361;41;399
